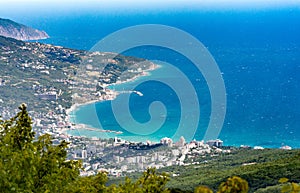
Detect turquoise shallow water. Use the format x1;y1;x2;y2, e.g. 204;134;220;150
69;63;208;143
21;9;299;148
69;44;300;148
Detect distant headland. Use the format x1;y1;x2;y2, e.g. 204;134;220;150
0;18;49;41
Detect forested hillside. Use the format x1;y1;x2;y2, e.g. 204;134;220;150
1;105;299;192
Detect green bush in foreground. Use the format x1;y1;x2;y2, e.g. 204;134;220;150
195;186;214;193
192;176;248;193
0;104;81;192
0;104;170;193
279;178;300;193
217;176;249;193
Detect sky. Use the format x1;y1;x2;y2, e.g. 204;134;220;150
0;0;299;14
0;0;299;25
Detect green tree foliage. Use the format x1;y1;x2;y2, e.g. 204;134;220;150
193;176;249;193
165;148;300;192
0;104;82;192
0;104;170;192
217;176;249;193
117;168;170;193
194;186;214;193
279;178;300;193
64;172;109;193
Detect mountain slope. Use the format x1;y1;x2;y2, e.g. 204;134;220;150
0;35;154;114
0;18;49;40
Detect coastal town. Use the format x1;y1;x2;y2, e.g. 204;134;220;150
66;135;230;177
0;35;293;178
0;36;228;177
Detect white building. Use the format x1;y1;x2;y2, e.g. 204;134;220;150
206;139;223;147
160;137;173;147
82;150;87;159
175;136;186;147
280;145;292;150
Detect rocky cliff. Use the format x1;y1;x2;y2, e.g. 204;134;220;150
0;18;49;41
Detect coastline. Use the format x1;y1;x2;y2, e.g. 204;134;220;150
64;61;161;138
64;61;297;149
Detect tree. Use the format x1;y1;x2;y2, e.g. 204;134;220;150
194;186;213;193
0;104;82;192
117;168;170;193
0;104;170;192
217;176;249;193
279;178;300;193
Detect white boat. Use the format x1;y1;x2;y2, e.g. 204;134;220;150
133;90;143;96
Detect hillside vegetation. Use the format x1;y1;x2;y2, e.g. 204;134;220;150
1;105;299;193
163;148;300;192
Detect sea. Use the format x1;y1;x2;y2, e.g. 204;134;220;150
16;8;300;148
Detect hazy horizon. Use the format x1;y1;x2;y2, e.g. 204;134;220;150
0;0;299;18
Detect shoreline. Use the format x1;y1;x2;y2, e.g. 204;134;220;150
63;63;297;150
64;61;161;138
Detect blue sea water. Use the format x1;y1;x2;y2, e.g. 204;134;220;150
17;8;300;148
